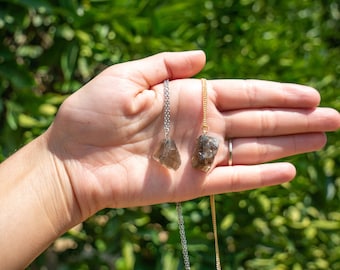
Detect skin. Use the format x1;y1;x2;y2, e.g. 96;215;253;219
0;50;339;269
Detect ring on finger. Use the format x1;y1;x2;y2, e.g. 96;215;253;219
228;138;233;166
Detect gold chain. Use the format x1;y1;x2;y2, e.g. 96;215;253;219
210;195;221;270
201;78;209;134
201;79;221;270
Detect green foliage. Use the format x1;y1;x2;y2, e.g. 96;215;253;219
0;0;339;269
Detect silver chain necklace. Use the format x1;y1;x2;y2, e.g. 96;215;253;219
164;79;191;269
176;202;191;270
153;80;181;170
153;79;191;269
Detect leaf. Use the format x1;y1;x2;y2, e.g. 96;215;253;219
312;220;340;230
220;213;235;231
18;113;40;128
60;42;79;81
0;63;35;90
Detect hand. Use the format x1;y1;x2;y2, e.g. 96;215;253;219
46;51;340;220
2;50;339;269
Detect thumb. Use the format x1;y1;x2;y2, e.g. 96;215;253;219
107;50;206;87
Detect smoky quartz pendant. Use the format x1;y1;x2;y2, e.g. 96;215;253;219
153;138;181;170
191;134;219;172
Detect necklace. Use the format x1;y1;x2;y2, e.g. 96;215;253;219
153;79;191;269
192;79;221;270
176;202;191;270
191;79;219;172
153;79;181;170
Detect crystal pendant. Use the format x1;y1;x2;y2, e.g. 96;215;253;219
191;134;219;172
153;138;181;170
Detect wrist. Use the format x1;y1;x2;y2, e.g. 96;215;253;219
0;130;82;268
39;128;84;233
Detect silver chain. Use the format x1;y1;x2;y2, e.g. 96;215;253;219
163;79;171;140
176;202;191;270
163;79;190;269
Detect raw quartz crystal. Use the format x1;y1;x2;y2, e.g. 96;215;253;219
191;134;219;172
153;138;181;170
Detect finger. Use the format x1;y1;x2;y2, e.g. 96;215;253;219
218;133;326;166
223;107;340;137
108;50;206;87
203;163;296;195
211;79;321;110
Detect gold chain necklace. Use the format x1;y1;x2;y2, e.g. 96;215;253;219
192;79;221;270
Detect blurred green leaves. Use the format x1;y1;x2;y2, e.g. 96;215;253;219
1;0;339;269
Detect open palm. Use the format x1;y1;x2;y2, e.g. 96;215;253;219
46;51;339;219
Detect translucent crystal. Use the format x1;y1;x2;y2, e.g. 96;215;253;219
191;134;219;172
153;138;181;170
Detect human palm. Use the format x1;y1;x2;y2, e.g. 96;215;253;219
46;51;339;219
